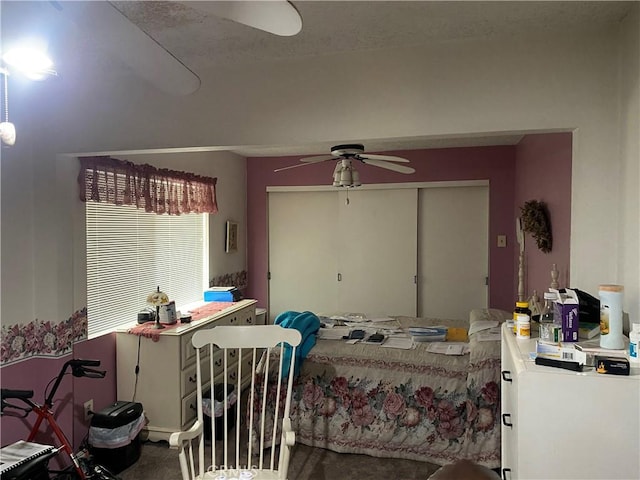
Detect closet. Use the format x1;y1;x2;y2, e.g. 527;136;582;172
267;183;488;321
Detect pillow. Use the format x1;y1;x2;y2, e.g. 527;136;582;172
470;308;512;324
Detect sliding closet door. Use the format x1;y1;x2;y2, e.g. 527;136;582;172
268;191;339;319
337;189;417;317
418;185;488;320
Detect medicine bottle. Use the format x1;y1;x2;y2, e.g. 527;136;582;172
516;313;531;339
513;301;531;333
630;323;640;364
599;284;625;350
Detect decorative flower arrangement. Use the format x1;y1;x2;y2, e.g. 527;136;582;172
520;200;553;253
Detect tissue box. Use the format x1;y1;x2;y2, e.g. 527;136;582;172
551;288;580;342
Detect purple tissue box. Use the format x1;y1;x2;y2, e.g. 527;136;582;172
553;289;580;342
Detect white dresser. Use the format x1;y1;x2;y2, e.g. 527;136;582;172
501;323;640;480
116;299;259;442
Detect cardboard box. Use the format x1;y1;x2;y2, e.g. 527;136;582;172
551;288;580;342
535;341;587;364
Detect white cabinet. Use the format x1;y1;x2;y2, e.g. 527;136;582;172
116;299;258;442
500;323;640;480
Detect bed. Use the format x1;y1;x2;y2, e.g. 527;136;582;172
254;309;510;469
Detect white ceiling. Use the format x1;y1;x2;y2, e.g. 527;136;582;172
113;1;633;70
2;1;635;156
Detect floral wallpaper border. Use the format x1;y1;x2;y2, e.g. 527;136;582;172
1;270;249;366
210;270;247;290
1;308;88;366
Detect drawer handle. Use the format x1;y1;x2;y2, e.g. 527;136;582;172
215;358;223;367
189;374;197;383
230;317;237;324
230;350;237;358
245;317;253;324
229;372;237;381
189;403;196;412
501;370;512;382
502;413;513;428
502;468;511;480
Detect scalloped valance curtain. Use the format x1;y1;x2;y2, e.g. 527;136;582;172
78;156;218;215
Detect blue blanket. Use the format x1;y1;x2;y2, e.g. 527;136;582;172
274;310;321;377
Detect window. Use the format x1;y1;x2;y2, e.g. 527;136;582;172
86;202;208;338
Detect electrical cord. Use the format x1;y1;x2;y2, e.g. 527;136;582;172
132;335;142;402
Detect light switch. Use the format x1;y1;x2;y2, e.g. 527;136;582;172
497;235;507;247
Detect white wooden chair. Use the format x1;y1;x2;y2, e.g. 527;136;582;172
169;324;302;480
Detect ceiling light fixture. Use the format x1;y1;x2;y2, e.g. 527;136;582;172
1;46;57;146
332;159;362;188
2;47;57;80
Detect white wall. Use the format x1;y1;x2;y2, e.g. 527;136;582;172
2;9;638;329
618;7;640;324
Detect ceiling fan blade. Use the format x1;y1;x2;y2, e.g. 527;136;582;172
360;153;410;163
300;155;333;163
54;1;201;96
362;159;415;174
274;162;321;172
185;1;302;36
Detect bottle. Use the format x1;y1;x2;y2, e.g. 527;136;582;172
539;292;559;343
540;293;555;323
630;323;640;364
513;301;531;333
599;284;625;350
516;312;531;340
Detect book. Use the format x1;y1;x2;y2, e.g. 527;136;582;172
578;322;600;340
0;440;54;474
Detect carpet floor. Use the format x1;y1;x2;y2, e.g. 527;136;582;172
118;440;441;479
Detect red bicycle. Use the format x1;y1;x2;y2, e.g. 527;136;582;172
1;359;118;480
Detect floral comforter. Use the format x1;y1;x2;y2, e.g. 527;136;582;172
275;315;504;468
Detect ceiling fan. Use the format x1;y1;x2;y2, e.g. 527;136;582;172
274;143;415;188
49;1;302;96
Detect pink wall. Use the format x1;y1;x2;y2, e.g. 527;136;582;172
514;133;572;299
246;145;518;313
0;335;117;450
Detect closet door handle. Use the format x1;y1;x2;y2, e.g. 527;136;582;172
502;413;513;428
501;370;512;382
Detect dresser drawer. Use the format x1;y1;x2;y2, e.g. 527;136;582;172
182;358;212;398
182;384;210;427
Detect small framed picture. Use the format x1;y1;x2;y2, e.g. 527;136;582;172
225;221;238;253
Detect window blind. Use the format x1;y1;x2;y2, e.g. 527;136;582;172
86;202;207;339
